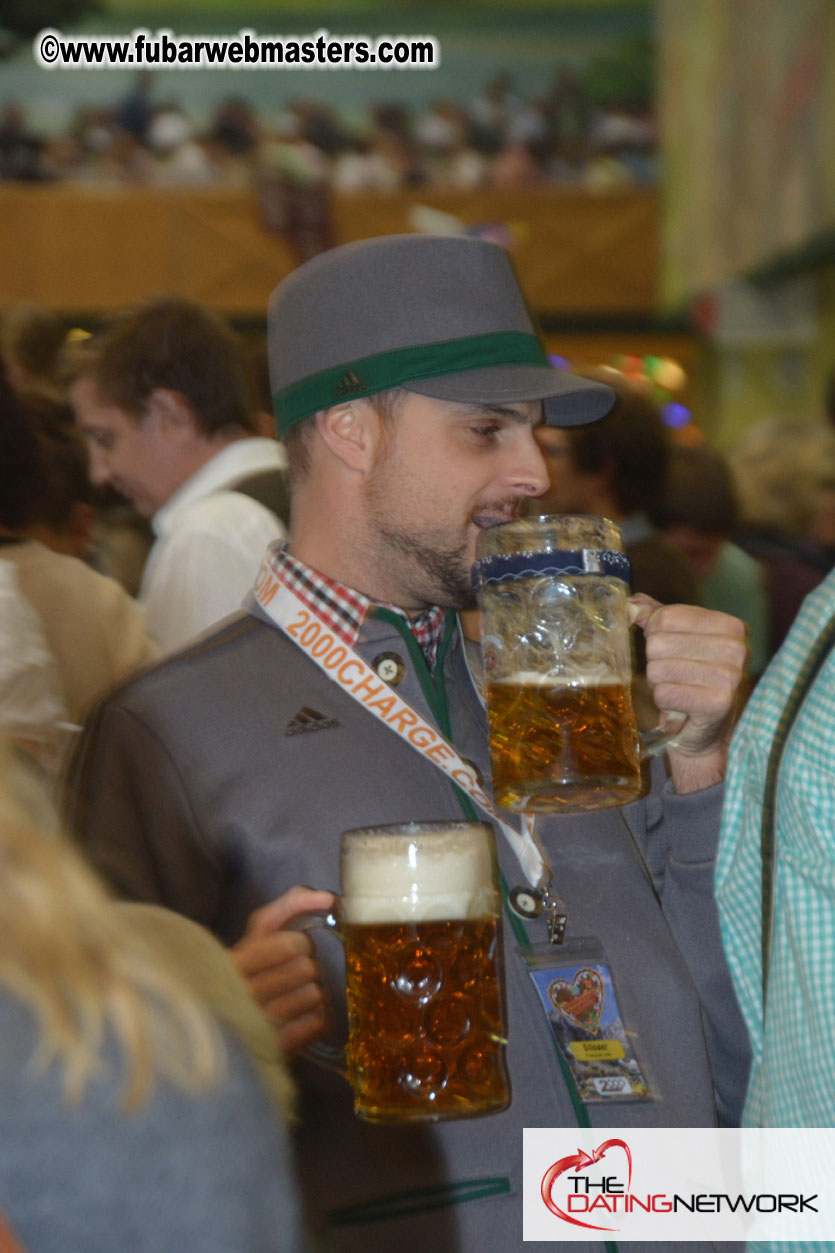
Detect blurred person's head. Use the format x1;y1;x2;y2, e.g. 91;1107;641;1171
240;332;280;440
653;445;740;580
0;369;44;533
29;408;97;558
730;418;835;541
371;102;414;141
210;97;258;156
146;104;193;156
0;303;68;399
533;368;670;522
69;297;256;517
488;141;542;189
0;376;97;556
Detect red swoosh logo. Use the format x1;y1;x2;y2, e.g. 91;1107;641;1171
541;1139;632;1231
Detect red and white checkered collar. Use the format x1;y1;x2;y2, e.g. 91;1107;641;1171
262;544;447;668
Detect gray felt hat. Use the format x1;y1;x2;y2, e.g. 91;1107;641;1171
267;234;614;433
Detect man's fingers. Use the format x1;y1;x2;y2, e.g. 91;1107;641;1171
646;658;747;697
262;979;326;1027
231;928;311;978
647;677;742;723
645;631;749;668
244;949;320;1004
627;592;661;627
232;924;332;1056
628;596;748;764
645;626;749;680
630;595;747;643
279;1006;330;1058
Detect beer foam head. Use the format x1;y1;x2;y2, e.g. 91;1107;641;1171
340;822;499;924
492;668;624;688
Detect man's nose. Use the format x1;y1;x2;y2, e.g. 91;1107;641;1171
508;429;551;497
87;448;112;487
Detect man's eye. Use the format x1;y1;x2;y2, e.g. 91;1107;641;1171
471;424;501;440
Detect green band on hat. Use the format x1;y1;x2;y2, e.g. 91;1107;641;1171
273;331;549;432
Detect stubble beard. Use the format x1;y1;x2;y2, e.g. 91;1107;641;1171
372;519;477;611
367;492;528;612
363;439;526;611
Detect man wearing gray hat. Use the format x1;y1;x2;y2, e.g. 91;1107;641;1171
69;235;750;1252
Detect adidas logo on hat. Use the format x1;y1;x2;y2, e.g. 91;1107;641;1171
284;706;341;737
334;370;364;397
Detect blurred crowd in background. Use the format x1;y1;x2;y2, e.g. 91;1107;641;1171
0;70;657;191
4;293;835;718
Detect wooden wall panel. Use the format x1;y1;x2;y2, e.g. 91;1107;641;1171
0;186;659;317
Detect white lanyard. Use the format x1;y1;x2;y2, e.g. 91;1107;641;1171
253;554;549;890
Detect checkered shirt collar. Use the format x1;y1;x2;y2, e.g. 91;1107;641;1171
266;544;446;668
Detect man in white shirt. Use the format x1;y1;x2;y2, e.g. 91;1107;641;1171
71;298;286;653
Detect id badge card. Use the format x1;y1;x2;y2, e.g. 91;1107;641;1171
523;936;653;1104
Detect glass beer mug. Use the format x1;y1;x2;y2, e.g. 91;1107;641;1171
473;515;679;813
308;821;510;1124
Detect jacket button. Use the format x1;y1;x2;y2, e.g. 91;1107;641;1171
508;886;543;920
373;652;406;685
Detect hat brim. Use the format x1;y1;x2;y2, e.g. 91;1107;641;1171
403;364;615;426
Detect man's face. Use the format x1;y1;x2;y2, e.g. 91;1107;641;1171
361;392;550;610
71;376;182;517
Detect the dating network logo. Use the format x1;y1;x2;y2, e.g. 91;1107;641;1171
541;1138;632;1232
537;1132;821;1238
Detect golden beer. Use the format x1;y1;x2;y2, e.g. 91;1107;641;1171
486;674;642;811
339;823;510;1123
344;917;508;1122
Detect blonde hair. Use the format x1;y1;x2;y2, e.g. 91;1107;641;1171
0;742;225;1110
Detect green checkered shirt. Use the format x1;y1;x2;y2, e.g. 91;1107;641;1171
717;569;835;1252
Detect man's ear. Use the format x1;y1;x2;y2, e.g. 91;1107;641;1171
145;389;199;442
315;400;380;472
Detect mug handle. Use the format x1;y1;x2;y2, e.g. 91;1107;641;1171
629;594;688;760
293;906;349;1075
638;711;688;760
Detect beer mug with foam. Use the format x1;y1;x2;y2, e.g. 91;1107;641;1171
473;515;678;813
312;821;510;1123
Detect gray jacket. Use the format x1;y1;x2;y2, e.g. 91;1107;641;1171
67;604;750;1253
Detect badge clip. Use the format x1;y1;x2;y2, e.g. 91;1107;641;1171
543;894;568;945
508;885;567;944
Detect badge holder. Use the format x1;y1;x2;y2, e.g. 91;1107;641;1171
521;933;654;1105
508;883;567;943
